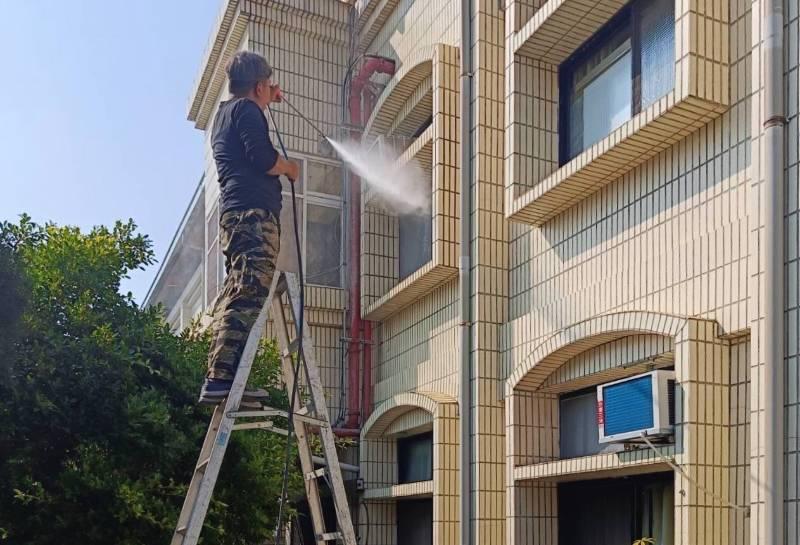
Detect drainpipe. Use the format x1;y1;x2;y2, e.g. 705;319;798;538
459;0;474;543
762;0;786;541
342;55;395;430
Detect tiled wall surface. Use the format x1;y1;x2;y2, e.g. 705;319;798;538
181;0;800;543
360;43;460;321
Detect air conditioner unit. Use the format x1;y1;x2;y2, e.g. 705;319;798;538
596;370;676;444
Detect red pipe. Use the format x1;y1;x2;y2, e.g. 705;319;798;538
332;427;362;438
344;56;395;429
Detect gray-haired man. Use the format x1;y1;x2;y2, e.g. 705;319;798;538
199;51;299;403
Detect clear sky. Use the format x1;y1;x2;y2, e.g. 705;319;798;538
0;0;219;303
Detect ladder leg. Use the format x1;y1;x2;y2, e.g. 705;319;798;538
283;273;358;545
272;297;328;545
171;274;284;545
171;405;224;545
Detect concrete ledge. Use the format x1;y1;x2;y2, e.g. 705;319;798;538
514;445;674;482
512;0;627;64
363;480;434;500
507;92;727;226
364;262;457;321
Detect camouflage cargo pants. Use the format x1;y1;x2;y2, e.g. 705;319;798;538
207;208;280;380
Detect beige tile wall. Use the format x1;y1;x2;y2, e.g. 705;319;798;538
360;43;460;321
784;0;800;538
359;393;459;544
505;316;746;545
185;0;800;542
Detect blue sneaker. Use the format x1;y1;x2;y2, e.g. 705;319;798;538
198;378;269;405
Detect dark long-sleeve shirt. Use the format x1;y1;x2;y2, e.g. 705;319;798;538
211;98;282;216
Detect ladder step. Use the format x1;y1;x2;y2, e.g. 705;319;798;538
282;338;301;358
227;409;284;419
232;421;289;435
275;275;288;295
305;467;326;481
195;458;211;473
311;455;360;474
176;526;188;535
318;532;343;542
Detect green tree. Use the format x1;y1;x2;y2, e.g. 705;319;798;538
0;216;299;545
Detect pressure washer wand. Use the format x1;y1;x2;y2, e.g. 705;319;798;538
274;90;329;141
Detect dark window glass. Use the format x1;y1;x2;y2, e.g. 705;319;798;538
560;0;674;163
397;499;433;545
559;389;604;458
559;473;674;545
306;204;342;287
398;205;432;280
398;432;433;483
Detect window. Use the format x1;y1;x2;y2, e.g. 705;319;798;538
398;204;432;280
397;499;433;545
206;157;344;303
306;204;342;287
279;158;344;288
559;473;674;545
306;161;342;197
397;432;433;483
560;0;675;163
559;388;604;459
205;204;223;306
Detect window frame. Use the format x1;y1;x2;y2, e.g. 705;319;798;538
558;0;673;165
281;154;344;289
206;154;345;308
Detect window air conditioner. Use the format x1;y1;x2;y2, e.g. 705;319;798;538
596;370;676;443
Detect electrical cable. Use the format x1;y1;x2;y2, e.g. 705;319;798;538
360;500;370;545
267;104;307;545
639;433;750;514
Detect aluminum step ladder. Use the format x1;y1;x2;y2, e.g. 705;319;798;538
171;271;358;545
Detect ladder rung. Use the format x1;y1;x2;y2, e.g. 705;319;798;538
232;421;289;435
227;409;285;419
195;458;211;473
294;413;327;427
311;455;360;474
176;526;187;535
305;467;326;481
318;532;343;542
281;338;301;358
275;275;288;295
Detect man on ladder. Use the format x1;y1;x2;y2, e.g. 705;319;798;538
173;50;359;545
198;51;300;404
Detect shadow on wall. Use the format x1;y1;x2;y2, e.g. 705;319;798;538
506;134;750;322
374;290;459;403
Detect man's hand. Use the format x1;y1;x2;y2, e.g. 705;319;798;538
267;157;300;182
285;160;300;182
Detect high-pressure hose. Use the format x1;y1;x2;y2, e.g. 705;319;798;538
266;104;306;545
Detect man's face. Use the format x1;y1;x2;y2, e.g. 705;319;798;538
254;79;275;108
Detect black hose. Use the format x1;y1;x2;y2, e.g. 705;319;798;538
267;105;305;545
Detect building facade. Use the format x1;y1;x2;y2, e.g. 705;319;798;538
147;0;800;543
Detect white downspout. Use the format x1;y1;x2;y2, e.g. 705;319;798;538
459;0;474;543
762;0;786;541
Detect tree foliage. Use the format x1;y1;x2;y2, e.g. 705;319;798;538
0;216;299;545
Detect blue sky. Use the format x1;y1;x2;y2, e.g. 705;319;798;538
0;0;219;302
